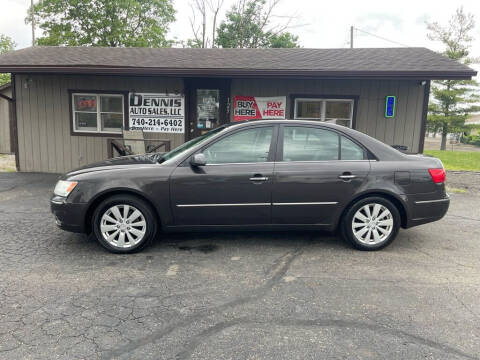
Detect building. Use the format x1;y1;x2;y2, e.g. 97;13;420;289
466;114;480;136
0;83;12;154
0;46;476;173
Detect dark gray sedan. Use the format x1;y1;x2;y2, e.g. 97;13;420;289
51;120;449;253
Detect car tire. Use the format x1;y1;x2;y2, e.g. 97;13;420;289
341;196;401;251
92;194;158;253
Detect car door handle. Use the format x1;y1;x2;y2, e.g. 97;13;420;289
338;174;356;180
249;176;269;181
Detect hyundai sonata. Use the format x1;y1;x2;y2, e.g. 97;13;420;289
51;120;449;253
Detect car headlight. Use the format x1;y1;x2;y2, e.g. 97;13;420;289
54;180;78;197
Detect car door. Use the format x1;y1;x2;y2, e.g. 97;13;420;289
170;125;277;226
272;125;371;226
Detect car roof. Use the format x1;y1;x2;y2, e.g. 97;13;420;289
224;119;347;130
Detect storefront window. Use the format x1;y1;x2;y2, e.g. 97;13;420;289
72;93;124;134
294;98;354;127
295;100;322;119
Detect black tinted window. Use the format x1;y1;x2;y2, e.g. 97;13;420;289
282;127;339;161
341;136;365;160
204;127;273;164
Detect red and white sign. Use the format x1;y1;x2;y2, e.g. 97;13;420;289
233;96;286;121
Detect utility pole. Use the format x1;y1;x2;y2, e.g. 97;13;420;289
31;0;35;46
350;26;354;48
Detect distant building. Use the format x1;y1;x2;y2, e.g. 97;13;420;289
0;82;12;154
466;114;480;136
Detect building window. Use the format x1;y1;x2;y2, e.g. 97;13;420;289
72;93;124;134
294;98;354;128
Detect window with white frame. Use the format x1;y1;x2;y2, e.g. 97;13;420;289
72;93;124;134
294;98;354;128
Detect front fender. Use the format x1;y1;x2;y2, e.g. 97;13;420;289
66;166;174;229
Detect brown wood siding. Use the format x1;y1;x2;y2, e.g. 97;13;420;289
15;75;426;172
15;74;184;173
231;78;426;153
0;87;11;154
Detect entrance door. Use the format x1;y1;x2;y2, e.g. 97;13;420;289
186;78;231;140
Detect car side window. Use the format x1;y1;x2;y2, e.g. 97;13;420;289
203;127;273;164
282;126;339;161
340;136;365;160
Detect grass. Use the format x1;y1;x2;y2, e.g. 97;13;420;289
446;186;467;194
0;155;16;172
424;150;480;172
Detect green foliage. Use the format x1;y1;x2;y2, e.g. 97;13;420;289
216;0;299;48
268;32;299;48
426;8;479;150
0;34;15;86
27;0;176;47
424;150;480;171
461;134;480;146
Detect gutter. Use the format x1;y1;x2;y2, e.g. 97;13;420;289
0;66;476;80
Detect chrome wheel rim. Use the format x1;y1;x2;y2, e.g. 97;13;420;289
100;205;146;249
352;203;393;245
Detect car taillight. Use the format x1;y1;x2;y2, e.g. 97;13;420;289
428;168;446;183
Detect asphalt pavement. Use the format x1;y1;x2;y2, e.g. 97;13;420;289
0;172;479;360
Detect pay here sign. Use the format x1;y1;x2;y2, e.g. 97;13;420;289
233;96;286;121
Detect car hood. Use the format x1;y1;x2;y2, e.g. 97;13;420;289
65;153;164;177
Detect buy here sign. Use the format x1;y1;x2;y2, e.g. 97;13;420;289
233;96;286;121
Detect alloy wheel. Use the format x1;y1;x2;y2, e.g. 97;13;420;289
100;204;147;249
351;203;393;245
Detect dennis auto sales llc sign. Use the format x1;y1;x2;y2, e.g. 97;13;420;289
233;96;286;121
129;93;185;133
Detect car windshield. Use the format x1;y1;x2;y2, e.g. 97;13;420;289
159;126;226;163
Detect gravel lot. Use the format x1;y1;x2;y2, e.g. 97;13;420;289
0;172;479;360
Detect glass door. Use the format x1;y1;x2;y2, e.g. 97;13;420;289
186;79;231;140
196;89;220;132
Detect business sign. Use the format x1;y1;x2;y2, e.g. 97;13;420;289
129;93;185;133
233;96;286;121
385;95;396;118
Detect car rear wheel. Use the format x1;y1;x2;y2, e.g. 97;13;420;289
341;196;400;251
92;194;157;253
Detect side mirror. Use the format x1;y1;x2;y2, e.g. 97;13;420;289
190;153;207;167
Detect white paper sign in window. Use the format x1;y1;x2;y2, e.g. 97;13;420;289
129;93;185;133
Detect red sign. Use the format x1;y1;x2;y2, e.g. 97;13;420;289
233;96;286;121
75;95;97;111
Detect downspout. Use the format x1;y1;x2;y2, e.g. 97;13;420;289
418;80;430;154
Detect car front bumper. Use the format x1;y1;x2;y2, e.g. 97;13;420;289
51;196;88;233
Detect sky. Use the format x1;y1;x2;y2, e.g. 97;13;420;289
2;0;480;75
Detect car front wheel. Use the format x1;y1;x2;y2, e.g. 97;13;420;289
341;196;401;251
92;194;157;253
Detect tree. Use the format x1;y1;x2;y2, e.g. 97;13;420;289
0;35;15;86
215;0;299;48
426;8;479;150
188;0;225;48
26;0;176;47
